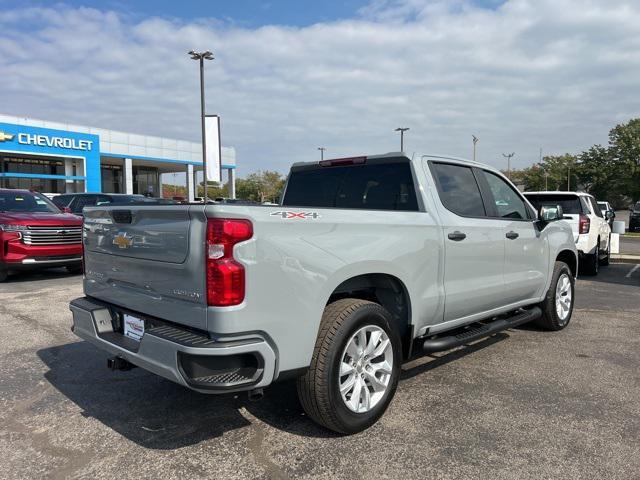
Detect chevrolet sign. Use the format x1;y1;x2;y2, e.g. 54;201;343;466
17;133;93;151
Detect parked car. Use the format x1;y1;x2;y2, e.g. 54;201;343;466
597;201;615;228
69;153;577;434
630;201;640;232
524;191;611;275
52;193;166;216
0;189;83;282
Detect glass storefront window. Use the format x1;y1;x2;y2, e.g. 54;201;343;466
101;165;123;193
0;155;84;193
133;166;159;197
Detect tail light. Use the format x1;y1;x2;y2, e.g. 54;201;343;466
206;218;253;306
579;214;590;234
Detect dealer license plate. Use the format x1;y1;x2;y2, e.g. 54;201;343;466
123;314;145;342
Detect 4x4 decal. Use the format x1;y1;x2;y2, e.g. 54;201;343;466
270;211;321;219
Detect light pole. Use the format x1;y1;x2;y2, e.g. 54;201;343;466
502;152;515;179
395;127;409;152
472;135;479;162
567;164;571;191
318;147;326;161
188;50;214;203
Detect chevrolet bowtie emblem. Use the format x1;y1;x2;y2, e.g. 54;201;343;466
113;232;134;249
0;131;15;142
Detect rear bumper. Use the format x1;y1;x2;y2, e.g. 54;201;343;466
69;296;277;394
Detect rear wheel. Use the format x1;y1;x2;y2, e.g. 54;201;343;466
297;298;401;434
599;235;610;266
581;248;599;276
536;261;574;331
0;267;7;282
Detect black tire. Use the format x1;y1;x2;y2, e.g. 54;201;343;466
536;261;575;331
599;235;610;266
66;265;83;274
297;298;402;434
581;250;599;276
0;268;7;282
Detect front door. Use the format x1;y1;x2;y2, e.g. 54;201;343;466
479;169;549;303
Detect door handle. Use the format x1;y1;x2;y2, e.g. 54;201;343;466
506;231;519;240
447;231;467;241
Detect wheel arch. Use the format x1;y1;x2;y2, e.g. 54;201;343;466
556;249;578;278
325;272;413;359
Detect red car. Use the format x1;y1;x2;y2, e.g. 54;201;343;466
0;189;83;282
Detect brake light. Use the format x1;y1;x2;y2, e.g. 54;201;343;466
579;214;590;234
206;218;253;306
319;156;366;167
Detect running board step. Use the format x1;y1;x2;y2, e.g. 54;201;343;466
422;307;542;354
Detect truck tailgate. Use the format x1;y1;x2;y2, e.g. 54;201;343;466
82;205;208;330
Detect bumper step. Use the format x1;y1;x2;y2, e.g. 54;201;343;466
422;307;541;354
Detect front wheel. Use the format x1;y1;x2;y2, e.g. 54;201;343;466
536;261;575;331
297;298;402;434
0;267;7;282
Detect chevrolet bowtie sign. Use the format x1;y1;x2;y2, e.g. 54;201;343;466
0;130;93;150
0;131;14;142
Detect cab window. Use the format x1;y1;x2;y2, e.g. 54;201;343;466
482;171;529;220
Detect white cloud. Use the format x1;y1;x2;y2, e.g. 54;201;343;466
1;1;639;175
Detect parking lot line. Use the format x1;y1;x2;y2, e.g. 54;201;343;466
626;264;640;278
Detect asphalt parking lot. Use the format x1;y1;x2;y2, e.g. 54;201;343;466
1;264;638;480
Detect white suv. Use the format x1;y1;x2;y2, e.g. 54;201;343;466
524;192;611;275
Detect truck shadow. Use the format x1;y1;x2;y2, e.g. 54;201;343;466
37;334;511;448
36;342;331;449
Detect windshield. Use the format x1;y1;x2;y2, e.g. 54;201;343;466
524;194;583;215
597;202;607;209
0;191;61;213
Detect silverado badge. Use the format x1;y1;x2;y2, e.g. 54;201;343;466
112;232;134;249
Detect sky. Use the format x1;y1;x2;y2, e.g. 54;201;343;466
1;0;639;177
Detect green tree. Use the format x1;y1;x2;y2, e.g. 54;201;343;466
237;170;285;203
511;154;578;192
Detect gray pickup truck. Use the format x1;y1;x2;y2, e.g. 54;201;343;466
70;153;578;434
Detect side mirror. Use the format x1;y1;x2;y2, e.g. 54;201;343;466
62;207;72;214
539;205;563;223
605;210;614;220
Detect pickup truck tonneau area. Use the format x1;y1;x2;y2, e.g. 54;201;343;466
70;152;578;434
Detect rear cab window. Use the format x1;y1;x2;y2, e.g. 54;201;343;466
282;159;419;211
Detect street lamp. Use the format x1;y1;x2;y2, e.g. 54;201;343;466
188;50;214;203
395;127;409;152
472;135;479;162
502;152;515;179
318;147;326;161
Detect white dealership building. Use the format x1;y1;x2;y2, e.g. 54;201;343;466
0;113;236;201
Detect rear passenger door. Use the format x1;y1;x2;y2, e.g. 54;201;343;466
429;162;506;322
478;170;549;303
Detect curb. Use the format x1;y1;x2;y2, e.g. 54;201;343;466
611;254;640;264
